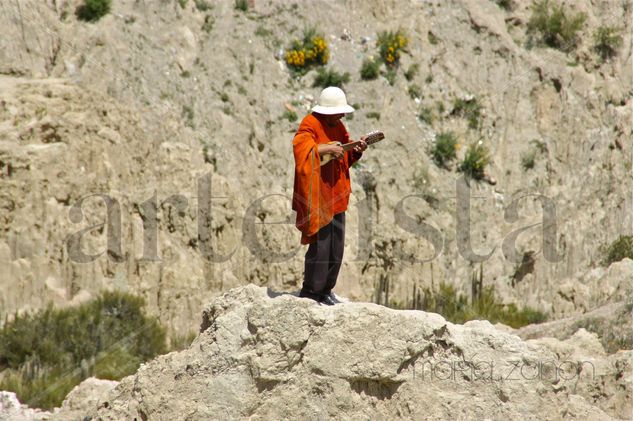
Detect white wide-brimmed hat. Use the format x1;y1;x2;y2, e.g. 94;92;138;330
311;86;355;115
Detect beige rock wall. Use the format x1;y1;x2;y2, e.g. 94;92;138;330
0;0;631;334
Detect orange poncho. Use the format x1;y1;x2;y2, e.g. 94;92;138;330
292;113;362;244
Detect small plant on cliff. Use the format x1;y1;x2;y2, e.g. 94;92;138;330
413;282;546;328
281;109;298;122
495;0;514;11
0;291;167;409
602;235;633;266
194;0;211;11
521;151;536;170
593;26;623;61
76;0;112;22
452;97;482;129
430;131;458;169
366;111;381;120
360;58;380;80
408;84;422;99
313;68;350;88
285;28;329;75
527;0;587;52
404;63;419;81
458;142;489;180
521;139;548;171
376;29;409;67
418;106;434;125
234;0;248;12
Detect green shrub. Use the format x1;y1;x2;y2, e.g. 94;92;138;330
202;15;214;32
313;68;350;88
170;331;197;351
182;105;195;128
530;138;548;154
459;142;489;180
76;0;111;22
593;26;623;61
285;28;329;74
255;25;272;38
234;0;248;11
430;131;458;168
413;282;547;328
360;58;380;80
495;0;513;11
282;109;298;122
0;291;167;409
527;0;587;52
0;365;82;411
408;84;422;99
521;151;536;170
404;63;419;81
452;97;482;129
521;139;547;171
418;106;434;125
94;345;143;380
602;235;633;266
376;29;409;67
366;111;381;120
194;0;211;11
427;31;439;45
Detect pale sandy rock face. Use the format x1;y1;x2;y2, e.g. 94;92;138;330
0;391;51;421
81;285;630;420
517;299;633;355
548;258;633;317
0;0;631;337
57;377;118;417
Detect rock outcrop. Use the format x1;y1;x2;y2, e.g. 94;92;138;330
0;391;50;421
74;285;630;420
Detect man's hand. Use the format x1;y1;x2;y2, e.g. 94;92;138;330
318;143;344;160
354;136;368;153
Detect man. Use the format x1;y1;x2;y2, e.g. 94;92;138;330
291;86;367;305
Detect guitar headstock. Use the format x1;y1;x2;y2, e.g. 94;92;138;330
364;130;385;145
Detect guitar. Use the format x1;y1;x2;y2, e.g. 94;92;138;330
320;130;385;166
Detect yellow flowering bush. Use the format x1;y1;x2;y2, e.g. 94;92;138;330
285;29;329;72
377;30;409;66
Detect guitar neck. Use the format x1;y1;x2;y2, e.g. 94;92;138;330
340;132;384;151
341;141;362;152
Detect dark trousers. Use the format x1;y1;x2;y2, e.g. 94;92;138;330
301;212;345;298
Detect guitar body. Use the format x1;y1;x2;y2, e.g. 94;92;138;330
320;131;385;167
319;141;345;166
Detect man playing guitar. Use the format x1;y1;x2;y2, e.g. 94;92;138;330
291;86;375;305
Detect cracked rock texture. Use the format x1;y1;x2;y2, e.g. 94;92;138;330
65;285;630;420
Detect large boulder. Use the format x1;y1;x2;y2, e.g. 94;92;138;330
82;284;630;420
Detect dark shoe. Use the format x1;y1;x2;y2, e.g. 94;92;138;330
319;294;337;306
322;291;342;304
299;289;321;303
